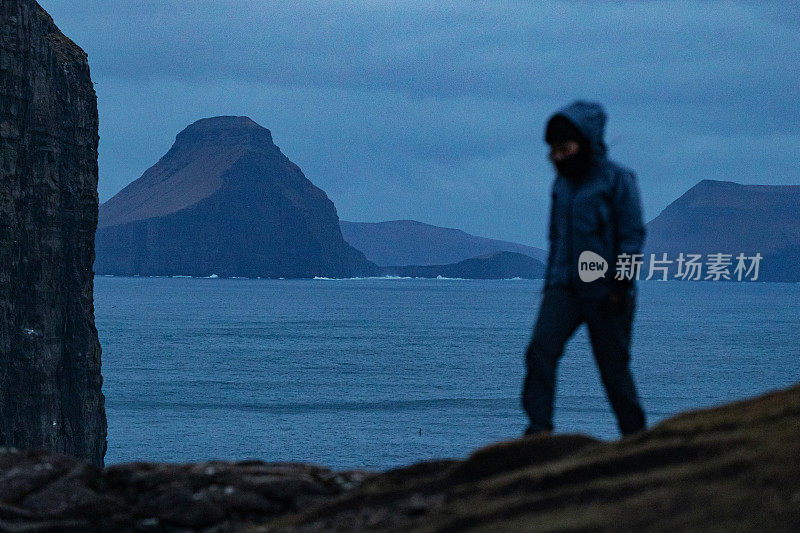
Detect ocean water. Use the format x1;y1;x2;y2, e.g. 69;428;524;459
94;277;800;470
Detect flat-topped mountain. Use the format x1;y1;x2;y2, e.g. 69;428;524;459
340;219;547;266
96;117;378;278
645;180;800;281
100;116;273;228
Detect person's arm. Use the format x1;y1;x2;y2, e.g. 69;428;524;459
604;170;645;313
613;169;646;279
543;184;557;291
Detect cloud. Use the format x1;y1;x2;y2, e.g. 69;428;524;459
38;0;800;247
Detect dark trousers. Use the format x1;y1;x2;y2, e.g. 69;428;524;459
522;285;646;435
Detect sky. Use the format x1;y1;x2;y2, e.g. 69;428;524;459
39;0;800;248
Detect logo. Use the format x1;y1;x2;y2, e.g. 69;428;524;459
578;251;608;282
576;251;763;282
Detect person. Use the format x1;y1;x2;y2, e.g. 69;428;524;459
521;100;647;437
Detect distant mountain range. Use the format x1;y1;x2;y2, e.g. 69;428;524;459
340;220;547;266
94;118;799;282
96;116;378;278
645;180;800;281
382;251;544;279
94;117;543;280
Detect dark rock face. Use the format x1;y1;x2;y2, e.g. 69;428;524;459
1;382;799;531
96;116;378;278
0;1;106;464
645;180;800;281
383;250;545;279
340;219;547;266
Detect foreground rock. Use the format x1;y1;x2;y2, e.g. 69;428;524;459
1;383;799;531
267;382;800;532
0;450;367;531
96;116;378;278
0;0;106;464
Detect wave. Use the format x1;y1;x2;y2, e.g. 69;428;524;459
314;275;414;280
100;274;537;281
108;395;675;417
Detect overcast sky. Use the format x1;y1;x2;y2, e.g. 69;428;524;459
40;0;799;248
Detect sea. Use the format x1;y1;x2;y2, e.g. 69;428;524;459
94;276;800;470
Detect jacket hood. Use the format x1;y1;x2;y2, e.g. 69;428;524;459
546;100;607;158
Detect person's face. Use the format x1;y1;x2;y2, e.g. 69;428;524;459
548;140;581;164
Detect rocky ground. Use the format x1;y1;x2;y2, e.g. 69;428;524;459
1;382;799;532
0;451;367;531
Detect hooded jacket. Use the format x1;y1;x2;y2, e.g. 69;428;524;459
544;101;646;296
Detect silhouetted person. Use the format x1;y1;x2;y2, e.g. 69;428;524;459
522;100;647;437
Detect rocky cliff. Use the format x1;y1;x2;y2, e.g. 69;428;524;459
0;382;797;531
0;1;106;464
96;117;378;278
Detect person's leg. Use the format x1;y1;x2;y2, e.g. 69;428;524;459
522;286;583;434
584;289;646;435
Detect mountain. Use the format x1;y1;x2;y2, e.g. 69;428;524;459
382;251;545;279
1;0;106;464
644;180;800;281
340;220;547;267
96;117;378;278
